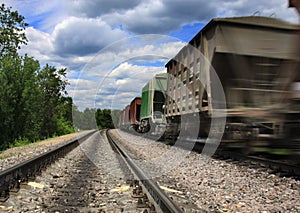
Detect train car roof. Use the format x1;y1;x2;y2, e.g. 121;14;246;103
165;16;299;67
130;96;141;104
205;16;298;31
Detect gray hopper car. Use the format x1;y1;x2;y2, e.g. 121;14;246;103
164;16;300;150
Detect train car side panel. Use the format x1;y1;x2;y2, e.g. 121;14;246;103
129;97;141;131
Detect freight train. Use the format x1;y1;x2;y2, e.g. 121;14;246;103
118;16;300;157
119;73;167;136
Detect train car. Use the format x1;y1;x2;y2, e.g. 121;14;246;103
139;73;167;135
129;97;141;131
118;109;124;128
119;105;130;130
164;16;300;152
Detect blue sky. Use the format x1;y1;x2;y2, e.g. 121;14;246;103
2;0;299;110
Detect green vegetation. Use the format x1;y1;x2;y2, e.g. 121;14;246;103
11;137;31;148
0;4;74;150
0;53;75;150
95;109;114;129
73;108;116;130
0;3;28;57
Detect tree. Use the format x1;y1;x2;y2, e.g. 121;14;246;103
0;54;42;148
21;55;44;140
72;107;115;130
95;109;114;129
0;54;19;148
111;109;121;128
55;96;74;135
0;3;28;57
81;108;97;130
38;64;70;137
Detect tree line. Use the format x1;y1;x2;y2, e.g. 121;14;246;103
73;107;120;130
0;53;74;149
0;4;115;150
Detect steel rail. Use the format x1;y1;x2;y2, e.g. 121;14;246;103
0;130;97;201
216;150;300;178
106;130;183;213
183;138;300;178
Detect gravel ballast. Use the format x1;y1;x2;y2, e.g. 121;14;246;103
0;131;91;172
2;131;150;212
111;129;300;212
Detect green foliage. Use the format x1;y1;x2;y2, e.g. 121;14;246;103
0;54;74;150
38;64;70;138
73;107;97;130
72;107;115;130
0;5;74;150
111;109;121;128
0;4;28;57
11;137;31;148
55;118;74;136
95;108;114;129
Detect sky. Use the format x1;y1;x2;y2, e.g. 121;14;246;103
2;0;299;111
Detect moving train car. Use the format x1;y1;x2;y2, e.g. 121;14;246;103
164;16;300;153
129;97;141;131
119;16;300;156
139;73;167;136
119;105;130;130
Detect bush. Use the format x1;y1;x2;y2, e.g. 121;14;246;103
55;118;75;136
11;137;31;148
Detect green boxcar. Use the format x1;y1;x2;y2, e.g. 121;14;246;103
139;73;167;133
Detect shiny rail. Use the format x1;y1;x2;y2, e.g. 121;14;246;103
106;129;183;213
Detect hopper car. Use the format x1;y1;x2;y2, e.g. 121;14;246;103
164;16;300;154
119;105;130;130
139;73;167;136
119;16;300;157
129;97;141;131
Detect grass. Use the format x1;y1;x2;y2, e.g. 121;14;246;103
10;137;32;148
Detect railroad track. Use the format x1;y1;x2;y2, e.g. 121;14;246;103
0;130;97;202
214;150;300;179
106;129;183;213
174;138;300;179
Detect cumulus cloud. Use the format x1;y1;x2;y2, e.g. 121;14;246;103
79;64;164;109
74;35;185;81
66;0;141;18
3;0;68;32
19;27;54;61
111;62;164;86
101;0;217;34
70;59;166;110
53;17;129;56
19;27;92;73
67;78;99;110
95;62;165;109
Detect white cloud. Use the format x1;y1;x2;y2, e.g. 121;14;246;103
70;61;166;110
66;0;141;18
3;0;68;32
110;61;164;79
69;79;98;90
19;27;53;62
101;0;217;34
52;16;129;56
74;36;185;80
